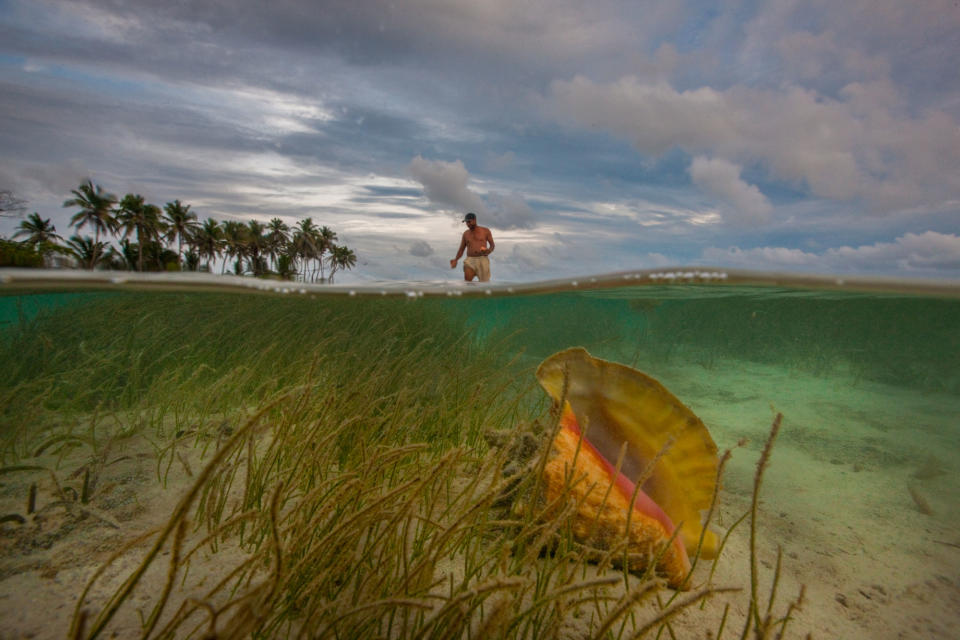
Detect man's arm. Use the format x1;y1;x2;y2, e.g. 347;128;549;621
484;230;495;255
450;234;467;268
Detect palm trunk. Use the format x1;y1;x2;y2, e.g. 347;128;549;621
91;226;100;270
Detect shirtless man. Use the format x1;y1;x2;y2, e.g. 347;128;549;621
450;212;495;282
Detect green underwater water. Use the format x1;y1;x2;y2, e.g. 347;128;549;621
460;285;960;392
1;282;958;447
1;279;959;637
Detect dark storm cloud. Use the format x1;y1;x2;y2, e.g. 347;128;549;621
313;107;432;161
348;183;424;211
59;0;425;63
367;212;422;220
0;74;272;163
361;186;423;198
347;196;422;210
40;0;644;69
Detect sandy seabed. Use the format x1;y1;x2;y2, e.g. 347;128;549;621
1;356;958;639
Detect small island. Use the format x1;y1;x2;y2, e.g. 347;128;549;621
1;181;357;283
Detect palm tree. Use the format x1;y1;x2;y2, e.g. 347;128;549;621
14;213;63;267
116;194;165;271
63;179;117;268
292;218;324;282
327;245;357;283
163;200;199;267
192;217;223;272
100;245;127;271
317;225;338;281
266;218;290;272
274;253;298;280
221;220;248;274
183;250;201;271
66;235;110;269
116;238;139;270
245;220;268;276
14;212;62;246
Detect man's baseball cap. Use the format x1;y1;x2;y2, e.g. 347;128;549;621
463;212;477;221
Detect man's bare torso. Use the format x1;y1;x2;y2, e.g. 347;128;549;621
462;226;493;256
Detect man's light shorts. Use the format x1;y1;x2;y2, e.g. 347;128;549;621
463;256;491;282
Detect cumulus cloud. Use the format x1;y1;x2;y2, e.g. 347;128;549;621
827;231;960;271
701;245;820;269
506;243;553;273
739;0;958;102
546;76;960;212
408;156;536;229
408;239;434;257
702;231;960;274
775;30;889;83
486;192;536;229
409;156;485;215
689;156;772;224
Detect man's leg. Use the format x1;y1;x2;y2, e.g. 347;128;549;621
463;265;476;281
478;260;490;282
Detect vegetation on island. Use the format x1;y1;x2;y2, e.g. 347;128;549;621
1;181;357;282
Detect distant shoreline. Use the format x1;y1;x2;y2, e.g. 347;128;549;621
2;265;959;298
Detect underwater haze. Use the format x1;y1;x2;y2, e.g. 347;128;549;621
0;270;958;639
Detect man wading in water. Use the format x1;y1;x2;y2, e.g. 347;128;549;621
450;212;495;282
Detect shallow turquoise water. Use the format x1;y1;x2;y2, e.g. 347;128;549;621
0;293;104;329
4;280;957;393
2;278;958;400
456;284;960;393
1;272;959;637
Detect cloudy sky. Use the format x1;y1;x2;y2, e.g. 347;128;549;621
2;0;959;283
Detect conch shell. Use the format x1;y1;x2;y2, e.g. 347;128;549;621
536;348;719;588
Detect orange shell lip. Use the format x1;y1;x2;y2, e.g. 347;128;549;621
559;403;680;542
546;402;692;587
